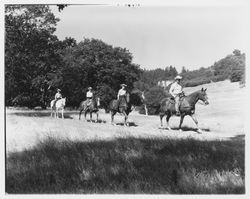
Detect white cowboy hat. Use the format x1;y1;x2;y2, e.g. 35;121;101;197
88;87;92;90
175;75;182;80
57;89;61;92
120;84;127;87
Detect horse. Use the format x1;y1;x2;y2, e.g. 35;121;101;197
50;98;66;119
79;95;100;122
109;90;144;126
159;88;209;133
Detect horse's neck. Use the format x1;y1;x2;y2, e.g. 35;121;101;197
186;92;199;108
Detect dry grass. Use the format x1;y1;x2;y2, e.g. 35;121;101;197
6;136;244;194
5;80;246;193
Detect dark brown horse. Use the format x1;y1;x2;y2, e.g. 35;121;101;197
159;88;209;133
109;91;144;126
79;95;100;122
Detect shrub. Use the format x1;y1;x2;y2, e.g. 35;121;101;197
139;86;168;115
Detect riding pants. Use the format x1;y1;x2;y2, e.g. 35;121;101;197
175;95;180;112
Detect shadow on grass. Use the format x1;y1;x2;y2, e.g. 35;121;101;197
10;112;74;119
158;126;210;132
79;119;107;123
116;122;138;127
171;126;211;132
6;134;244;194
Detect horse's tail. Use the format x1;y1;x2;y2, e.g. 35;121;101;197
50;100;55;109
78;101;84;110
157;97;169;114
155;103;161;115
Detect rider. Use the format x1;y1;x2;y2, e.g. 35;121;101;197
116;84;127;109
86;87;94;105
169;75;183;116
53;89;62;108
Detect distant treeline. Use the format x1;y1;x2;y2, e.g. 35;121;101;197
5;5;245;111
137;49;245;89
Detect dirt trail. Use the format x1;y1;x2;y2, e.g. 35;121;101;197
6;80;245;153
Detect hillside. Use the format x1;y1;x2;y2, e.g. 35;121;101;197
6;80;245;154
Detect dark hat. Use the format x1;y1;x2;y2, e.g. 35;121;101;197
120;84;127;87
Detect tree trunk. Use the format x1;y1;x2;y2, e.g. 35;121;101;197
144;104;148;116
40;87;47;109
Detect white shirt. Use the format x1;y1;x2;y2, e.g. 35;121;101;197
86;91;93;98
118;89;126;97
169;82;182;97
55;92;62;99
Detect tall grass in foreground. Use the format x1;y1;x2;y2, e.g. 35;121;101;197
6;135;244;194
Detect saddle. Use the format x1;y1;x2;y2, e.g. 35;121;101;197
169;93;185;104
86;99;93;106
168;95;190;109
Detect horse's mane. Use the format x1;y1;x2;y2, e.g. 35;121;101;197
187;90;201;97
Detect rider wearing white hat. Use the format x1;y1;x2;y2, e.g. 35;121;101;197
169;75;183;115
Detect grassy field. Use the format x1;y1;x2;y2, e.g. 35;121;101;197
6;136;244;194
5;80;246;193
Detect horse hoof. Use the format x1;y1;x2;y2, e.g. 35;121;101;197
179;129;183;132
167;127;172;130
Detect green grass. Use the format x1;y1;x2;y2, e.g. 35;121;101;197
6;135;245;194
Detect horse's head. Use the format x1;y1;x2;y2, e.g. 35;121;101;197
62;97;66;106
129;89;145;106
198;88;209;105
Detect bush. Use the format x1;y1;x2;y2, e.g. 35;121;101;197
139;86;169;115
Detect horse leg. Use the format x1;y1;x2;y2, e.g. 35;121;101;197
84;111;87;122
191;114;202;133
160;113;164;127
123;111;128;126
95;112;99;123
90;112;93;123
166;112;172;130
178;115;185;132
79;109;83;120
62;109;64;119
111;111;116;125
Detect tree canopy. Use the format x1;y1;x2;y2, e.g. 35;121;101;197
5;5;141;109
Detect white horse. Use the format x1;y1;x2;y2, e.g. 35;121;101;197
50;98;66;119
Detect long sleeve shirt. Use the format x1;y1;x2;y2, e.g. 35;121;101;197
117;89;126;99
86;91;93;98
169;82;182;98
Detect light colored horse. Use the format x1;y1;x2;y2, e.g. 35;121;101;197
50;98;66;119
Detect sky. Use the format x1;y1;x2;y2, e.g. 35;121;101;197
50;3;248;72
